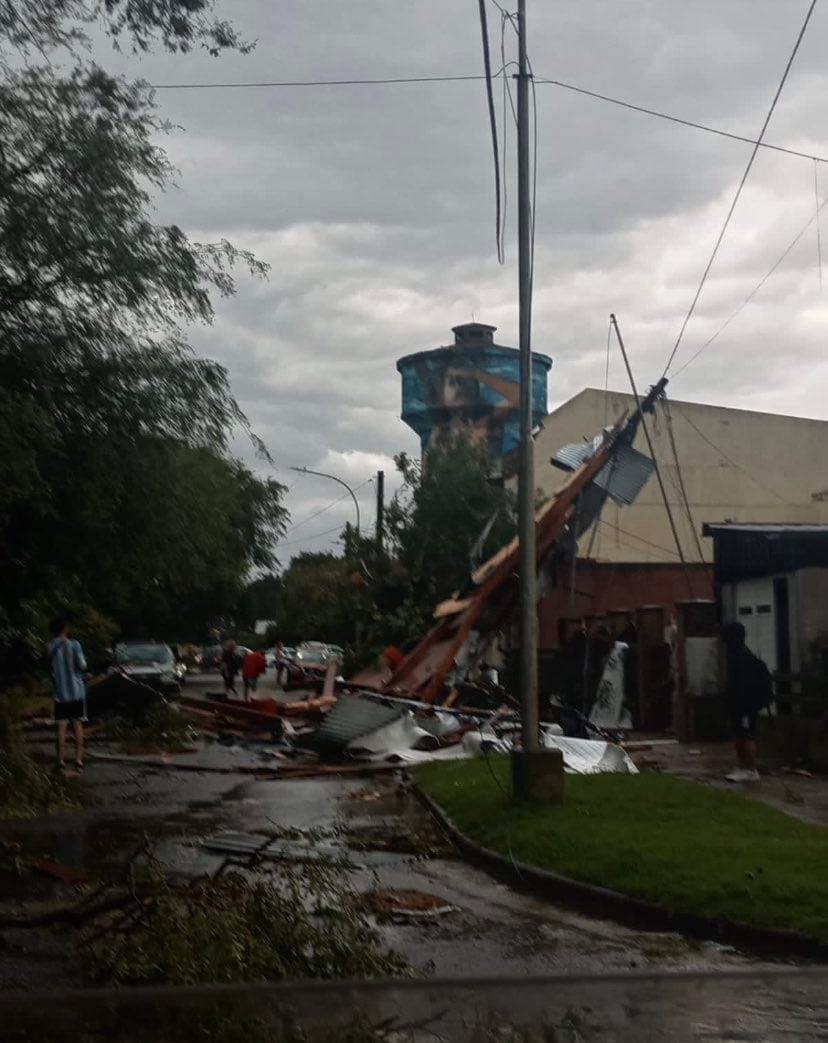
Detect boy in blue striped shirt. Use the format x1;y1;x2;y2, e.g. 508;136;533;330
46;617;87;773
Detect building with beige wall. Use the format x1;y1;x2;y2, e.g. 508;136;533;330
531;389;828;566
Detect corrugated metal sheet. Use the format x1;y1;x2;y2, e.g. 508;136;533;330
304;694;405;751
553;437;654;506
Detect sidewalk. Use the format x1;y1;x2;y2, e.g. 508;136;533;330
635;739;828;830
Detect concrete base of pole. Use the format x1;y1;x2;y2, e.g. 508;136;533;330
511;749;565;802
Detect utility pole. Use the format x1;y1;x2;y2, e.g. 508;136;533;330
375;470;385;557
516;0;539;757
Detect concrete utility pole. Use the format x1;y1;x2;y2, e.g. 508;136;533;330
516;0;538;757
375;469;385;556
510;0;563;800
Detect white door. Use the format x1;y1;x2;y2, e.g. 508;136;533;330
733;577;776;670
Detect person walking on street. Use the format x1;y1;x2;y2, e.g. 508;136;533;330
242;648;266;701
722;621;772;783
220;640;241;697
46;618;87;773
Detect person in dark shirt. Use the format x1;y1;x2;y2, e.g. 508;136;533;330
722;621;769;782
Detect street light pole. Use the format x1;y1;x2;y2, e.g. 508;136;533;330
289;467;361;534
516;0;539;755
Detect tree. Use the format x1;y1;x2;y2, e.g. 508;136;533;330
1;1;251;58
383;434;517;633
0;2;288;676
331;434;518;662
236;575;283;634
278;554;357;649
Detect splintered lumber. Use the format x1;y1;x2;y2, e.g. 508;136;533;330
382;416;626;703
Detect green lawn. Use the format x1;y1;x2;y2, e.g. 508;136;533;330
414;758;828;941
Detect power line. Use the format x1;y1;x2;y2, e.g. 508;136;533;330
477;0;504;263
281;477;372;539
282;488;352;536
663;0;819;377
595;518;683;560
274;522;348;550
149;74;489;89
671;190;828;379
532;77;828;166
146;70;828;166
815;159;824;289
660;398;705;562
668;405;795;506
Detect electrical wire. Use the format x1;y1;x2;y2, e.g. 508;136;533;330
815;159;824;289
146;69;828;167
663;0;819;378
274;522;347;550
671;190;828;379
595;518;683;560
279;477;372;541
603;318;611;427
150;74;490;89
282;488;352;536
532;77;828;166
667;404;795;506
477;0;504;264
660;398;705;562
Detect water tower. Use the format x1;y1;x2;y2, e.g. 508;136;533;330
396;322;552;466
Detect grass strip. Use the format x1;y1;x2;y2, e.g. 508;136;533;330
414;757;828;941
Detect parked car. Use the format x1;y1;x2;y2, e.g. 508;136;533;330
293;646;329;676
267;646;296;667
113;641;181;697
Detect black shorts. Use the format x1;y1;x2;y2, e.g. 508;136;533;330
54;699;86;723
243;676;258;691
730;705;758;738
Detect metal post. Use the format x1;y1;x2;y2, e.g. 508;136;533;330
375;470;385;556
516;0;538;754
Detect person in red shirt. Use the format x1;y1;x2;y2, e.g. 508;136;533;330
241;648;266;701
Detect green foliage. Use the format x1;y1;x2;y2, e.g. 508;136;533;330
278;553;358;648
416;759;828;942
0;700;82;819
0;0;250;58
0;16;288;674
357;433;517;652
236;574;283;632
89;858;410;985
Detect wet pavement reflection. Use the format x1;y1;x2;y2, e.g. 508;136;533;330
1;723;825;1038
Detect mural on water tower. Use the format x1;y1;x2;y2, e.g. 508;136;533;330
397;323;551;465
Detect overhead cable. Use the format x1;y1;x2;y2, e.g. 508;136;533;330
477;0;504;263
671;190;828;378
661;398;705;562
532;77;827;165
280;477;372;540
274;522;347;549
669;406;795;506
147;71;828;165
610;314;695;598
816;159;824;289
662;0;819;378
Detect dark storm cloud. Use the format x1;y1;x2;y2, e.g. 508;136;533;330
93;0;828;554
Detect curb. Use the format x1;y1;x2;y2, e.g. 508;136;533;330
413;784;828;963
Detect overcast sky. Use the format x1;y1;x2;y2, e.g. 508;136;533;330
97;0;828;562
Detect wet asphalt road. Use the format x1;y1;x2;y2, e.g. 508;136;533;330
3;675;828;1039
